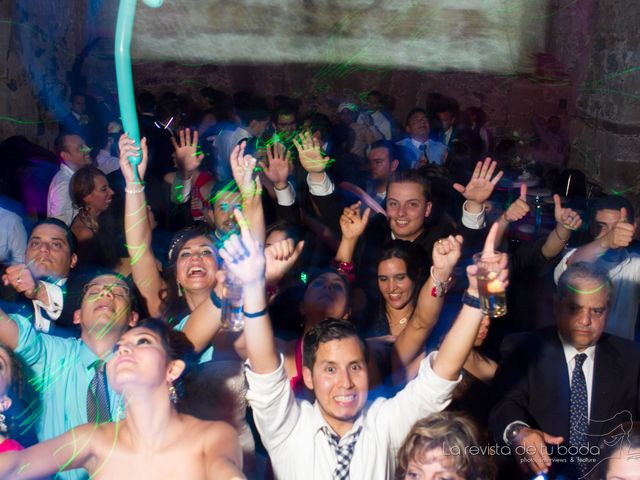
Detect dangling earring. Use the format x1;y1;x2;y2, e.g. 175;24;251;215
169;384;178;404
177;281;183;297
0;413;7;434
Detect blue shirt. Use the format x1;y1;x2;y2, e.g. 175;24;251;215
14;313;123;480
396;137;448;168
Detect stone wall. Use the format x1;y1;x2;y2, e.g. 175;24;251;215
1;0;571;150
1;0;637;206
550;0;640;203
0;0;93;147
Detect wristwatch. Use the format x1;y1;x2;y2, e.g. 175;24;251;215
462;290;481;309
505;421;529;446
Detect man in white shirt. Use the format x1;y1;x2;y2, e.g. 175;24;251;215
2;218;78;334
360;91;393;141
47;134;92;225
215;106;269;183
490;262;640;479
365;140;400;207
217;215;493;480
553;195;640;340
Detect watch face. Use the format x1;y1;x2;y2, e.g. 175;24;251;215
507;424;526;444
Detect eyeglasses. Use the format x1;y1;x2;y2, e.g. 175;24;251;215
83;282;130;299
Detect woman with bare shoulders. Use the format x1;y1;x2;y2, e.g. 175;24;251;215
0;318;244;479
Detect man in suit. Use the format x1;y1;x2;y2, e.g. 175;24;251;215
395;108;448;168
490;261;640;479
1;218;79;336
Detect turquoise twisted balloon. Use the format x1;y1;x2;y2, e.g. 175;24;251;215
114;0;164;181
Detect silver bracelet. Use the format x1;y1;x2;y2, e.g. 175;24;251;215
125;183;145;194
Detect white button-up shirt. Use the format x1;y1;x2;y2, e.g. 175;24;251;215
47;163;77;226
245;352;459;480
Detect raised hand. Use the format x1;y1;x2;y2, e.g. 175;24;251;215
218;209;265;285
170;128;204;174
503;184;530;223
553;194;582;231
262;142;293;190
265;238;304;285
339;202;371;240
453;157;503;206
118;133;148;183
2;264;38;299
230;141;260;198
293;130;332;174
598;207;636;250
432;235;463;274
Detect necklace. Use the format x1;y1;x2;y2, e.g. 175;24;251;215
79;210;99;233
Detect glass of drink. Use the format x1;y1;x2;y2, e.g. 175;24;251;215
220;263;244;331
472;251;507;318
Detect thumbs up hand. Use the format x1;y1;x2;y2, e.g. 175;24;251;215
502;184;530;223
599;207;636;250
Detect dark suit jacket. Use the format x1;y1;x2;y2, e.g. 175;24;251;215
490;327;640;477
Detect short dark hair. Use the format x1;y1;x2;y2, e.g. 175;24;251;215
557;261;612;301
302;112;332;143
591;195;635;224
238;104;269;126
31;218;78;254
272;107;297;124
137;91;156;113
434;97;459;116
369;140;399;162
302;319;368;370
387;170;431;203
53;133;79;157
405;108;427;127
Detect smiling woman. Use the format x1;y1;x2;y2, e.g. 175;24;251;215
0;319;244;479
69;166;124;273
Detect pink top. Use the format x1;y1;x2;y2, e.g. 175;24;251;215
289;338;304;393
0;438;23;452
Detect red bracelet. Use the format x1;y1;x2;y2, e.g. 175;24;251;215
331;259;355;282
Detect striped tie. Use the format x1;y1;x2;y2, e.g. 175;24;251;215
87;361;111;424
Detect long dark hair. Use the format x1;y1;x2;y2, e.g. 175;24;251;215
371;240;427;335
160;226;216;325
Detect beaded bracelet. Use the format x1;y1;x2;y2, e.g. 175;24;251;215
430;266;453;298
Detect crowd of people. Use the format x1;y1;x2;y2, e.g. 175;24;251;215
0;86;638;480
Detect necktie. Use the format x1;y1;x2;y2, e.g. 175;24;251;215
323;426;362;480
569;353;588;474
87;361;111;424
419;144;429;164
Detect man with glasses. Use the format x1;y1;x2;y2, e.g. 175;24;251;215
2;218;78;335
0;273;138;480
